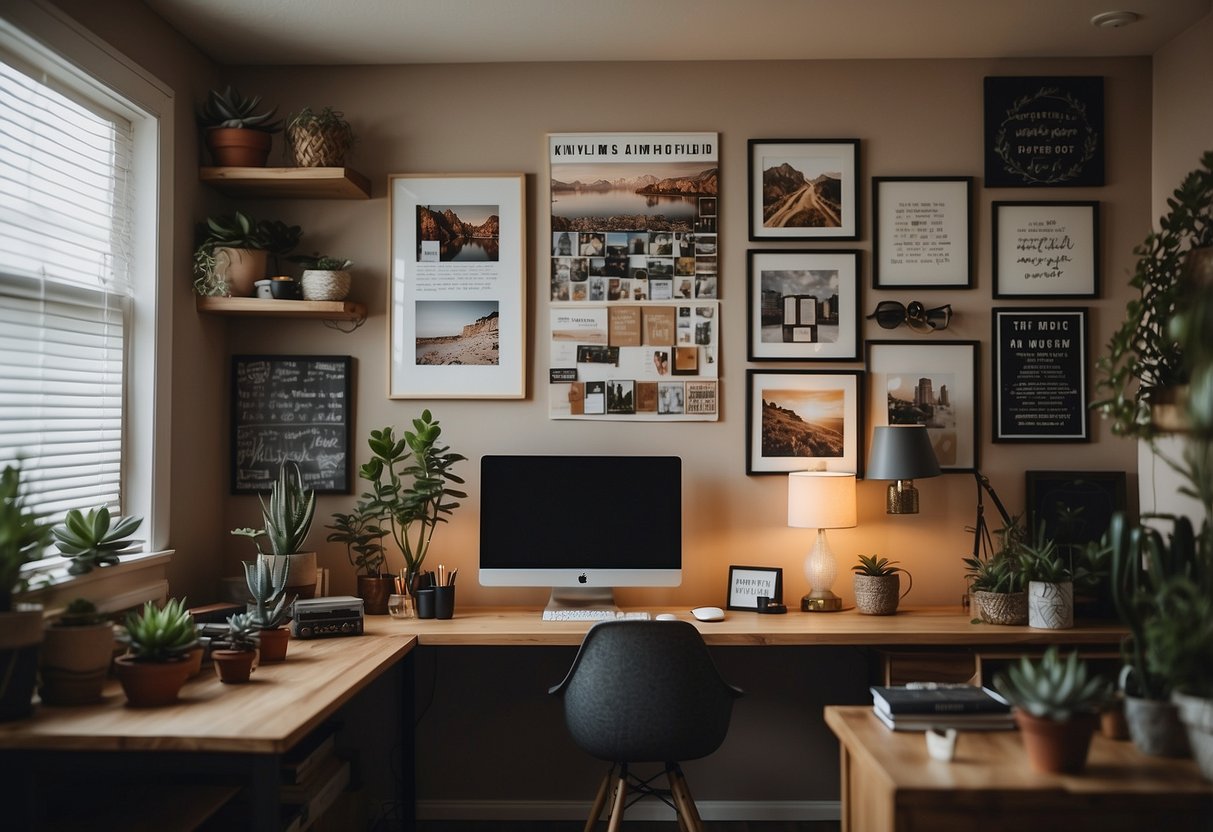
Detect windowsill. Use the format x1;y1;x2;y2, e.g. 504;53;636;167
17;550;174;617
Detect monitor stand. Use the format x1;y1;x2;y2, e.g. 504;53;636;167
544;586;619;617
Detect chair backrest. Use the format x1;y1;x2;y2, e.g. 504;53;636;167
549;619;743;763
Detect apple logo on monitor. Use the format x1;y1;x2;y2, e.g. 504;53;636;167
578;573;588;584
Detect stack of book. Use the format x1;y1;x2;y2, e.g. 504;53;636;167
869;683;1015;731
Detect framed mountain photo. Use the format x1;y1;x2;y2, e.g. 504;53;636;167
748;139;859;241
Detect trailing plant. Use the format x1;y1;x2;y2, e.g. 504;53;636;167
994;646;1112;722
222;612;259;652
51;506;142;575
1144;574;1213;698
326;507;388;577
242;556;292;629
233;460;316;556
286;106;352;137
124;598;197;662
192;211;303;296
289;252;353;271
0;463;52;612
199;85;282;132
354;411;466;580
56;598;106;627
851;554;903;577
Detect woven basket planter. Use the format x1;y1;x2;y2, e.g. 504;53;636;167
286;123;353;167
301;269;351;301
853;574;904;615
974;590;1028;625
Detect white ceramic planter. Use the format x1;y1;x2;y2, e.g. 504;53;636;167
1028;580;1073;629
1124;694;1191;758
1173;691;1213;781
261;551;317;600
300;269;351;301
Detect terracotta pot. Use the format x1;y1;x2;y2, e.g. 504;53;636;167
206;126;272;167
257;626;289;663
1124;694;1191;757
0;605;44;721
853;573;909;616
183;644;205;678
1014;709;1099;774
37;622;116;706
973;590;1028;625
114;654;192;707
212;648;257;684
1028;580;1074;629
357;574;396;615
1100;697;1130;741
261;551;317;600
214;247;268;297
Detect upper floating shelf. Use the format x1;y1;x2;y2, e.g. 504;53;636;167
199;166;372;199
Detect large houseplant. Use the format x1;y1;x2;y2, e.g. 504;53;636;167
199;85;282;167
114;598;198;707
51;505;142;575
193;210;302;297
0;464;52;721
233;460;318;600
326;506;391;614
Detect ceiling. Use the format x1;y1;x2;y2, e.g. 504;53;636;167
142;0;1210;66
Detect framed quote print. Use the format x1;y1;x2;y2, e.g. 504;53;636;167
748;139;859;241
993;201;1099;299
746;369;864;475
984;76;1104;188
992;307;1089;442
727;565;784;611
747;249;861;361
872;176;973;289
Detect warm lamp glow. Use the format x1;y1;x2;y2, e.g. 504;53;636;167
787;472;857;612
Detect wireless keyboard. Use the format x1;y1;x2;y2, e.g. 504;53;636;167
542;609;652;621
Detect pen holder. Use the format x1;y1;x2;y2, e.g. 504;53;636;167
415;588;436;619
434;586;456;620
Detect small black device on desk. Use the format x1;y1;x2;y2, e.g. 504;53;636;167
291;595;365;638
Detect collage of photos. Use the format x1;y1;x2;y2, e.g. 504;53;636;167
550;227;718;303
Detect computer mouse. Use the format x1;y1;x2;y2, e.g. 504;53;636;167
655;613;678;621
691;606;725;622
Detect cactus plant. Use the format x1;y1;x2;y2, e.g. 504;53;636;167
995;646;1112;722
232;460;316;556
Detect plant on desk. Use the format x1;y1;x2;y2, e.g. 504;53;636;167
851;555;910;616
1018;527;1075;631
233;459;318;600
326;506;391;614
994;646;1113;774
243;555;292;663
212;612;259;684
51;505;143;575
114;598;199;707
38;598;117;706
963;546;1027;626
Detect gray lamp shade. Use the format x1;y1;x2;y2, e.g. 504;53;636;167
866;425;941;480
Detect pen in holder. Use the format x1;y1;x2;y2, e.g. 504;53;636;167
434;585;455;620
415;587;436;619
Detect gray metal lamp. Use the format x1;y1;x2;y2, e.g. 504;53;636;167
866;425;941;514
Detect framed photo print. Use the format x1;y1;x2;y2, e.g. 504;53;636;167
872;176;973;289
748;139;859;241
1025;470;1126;547
984;76;1104;187
993;201;1099;299
727;565;784;611
992;307;1089;442
747;249;861;361
388;173;526;399
865;340;979;472
746;369;864;475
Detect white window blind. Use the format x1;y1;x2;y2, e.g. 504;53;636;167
0;56;134;559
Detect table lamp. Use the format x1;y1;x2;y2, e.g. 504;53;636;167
866;425;941;514
787;471;857;612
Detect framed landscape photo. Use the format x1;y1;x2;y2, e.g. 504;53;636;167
992;307;1089;442
727;565;784;611
872;177;973;289
865;340;979;472
746;369;864;475
747;249;861;361
748;139;859;241
993;201;1100;299
388;173;526;399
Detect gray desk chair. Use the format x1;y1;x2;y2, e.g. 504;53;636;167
548;619;744;832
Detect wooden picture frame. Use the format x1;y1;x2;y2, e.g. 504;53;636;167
388;173;526;399
747;249;861;361
748;139;859;241
872;176;973;289
727;565;784;611
993;201;1100;299
746;369;864;475
992;307;1089;442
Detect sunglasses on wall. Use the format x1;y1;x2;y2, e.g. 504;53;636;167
866;301;952;333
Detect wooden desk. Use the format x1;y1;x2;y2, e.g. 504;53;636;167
825;705;1213;831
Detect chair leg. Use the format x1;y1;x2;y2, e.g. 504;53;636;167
665;765;692;832
606;763;629;832
583;764;616;832
668;763;704;832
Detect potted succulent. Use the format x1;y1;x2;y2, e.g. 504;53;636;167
289;253;354;302
193;210;303;298
233;460;318;600
242;555;292;663
851;554;910;616
994;646;1113;774
963;550;1027;625
114;598;198;707
1018;528;1074;630
326;506;392;615
212;612;259;684
285;106;355;167
351;411;466;592
199;85;282;167
51;505;142;575
0;464;52;721
38;598;116;706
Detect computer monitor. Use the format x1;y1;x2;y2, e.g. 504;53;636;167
478;454;682;613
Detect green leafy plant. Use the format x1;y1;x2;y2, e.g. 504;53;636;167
192;210;303;296
199;85;282;132
51;506;142;575
1144;574;1213;698
124;598;197;662
232;460;317;556
994;646;1113;722
353;411;466;580
0;463;52;611
326;507;388;577
57;598;106;627
964;552;1026;595
286;106;352;135
851;554;902;577
1017;524;1070;584
242;556;292;629
289;252;353;271
221;612;259;652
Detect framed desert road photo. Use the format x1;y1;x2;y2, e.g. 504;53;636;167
746;369;864;475
748;139;859;241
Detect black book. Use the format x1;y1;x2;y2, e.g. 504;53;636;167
870;684;1011;715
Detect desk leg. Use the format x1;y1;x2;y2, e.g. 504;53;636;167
401;648;416;832
838;743;852;832
247;754;282;832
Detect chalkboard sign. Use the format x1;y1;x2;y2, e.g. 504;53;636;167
992;308;1088;443
984;76;1104;188
231;355;353;494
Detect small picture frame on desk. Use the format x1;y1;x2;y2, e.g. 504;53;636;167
727;565;783;612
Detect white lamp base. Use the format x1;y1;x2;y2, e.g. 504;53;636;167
802;528;842;612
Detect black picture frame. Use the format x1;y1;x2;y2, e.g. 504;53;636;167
984;75;1104;188
872;176;973;289
746;249;862;361
993;201;1100;299
748;139;860;241
746;369;865;476
1024;470;1127;547
992;307;1089;442
727;565;784;611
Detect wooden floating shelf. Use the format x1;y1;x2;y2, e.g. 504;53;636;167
199;166;372;199
195;296;367;321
